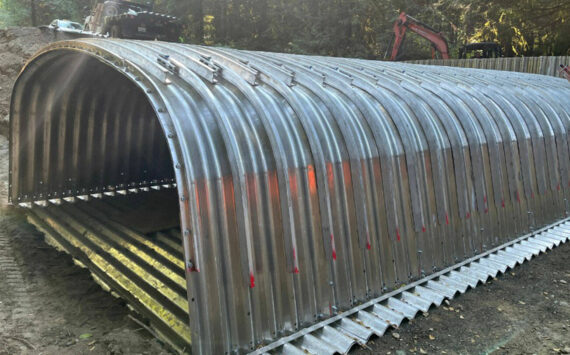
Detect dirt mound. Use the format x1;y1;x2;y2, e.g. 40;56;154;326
0;27;51;132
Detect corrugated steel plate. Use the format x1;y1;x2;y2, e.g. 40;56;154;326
9;39;570;354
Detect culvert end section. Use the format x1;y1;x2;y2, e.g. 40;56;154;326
9;39;570;355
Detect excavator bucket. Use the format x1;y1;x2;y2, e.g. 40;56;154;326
9;39;570;354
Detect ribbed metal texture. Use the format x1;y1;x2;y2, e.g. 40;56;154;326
410;55;570;77
252;219;570;354
9;39;570;354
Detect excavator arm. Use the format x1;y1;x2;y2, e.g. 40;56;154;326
390;12;450;61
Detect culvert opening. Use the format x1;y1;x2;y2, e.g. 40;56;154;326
11;50;191;350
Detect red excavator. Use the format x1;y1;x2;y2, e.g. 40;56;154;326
390;11;449;61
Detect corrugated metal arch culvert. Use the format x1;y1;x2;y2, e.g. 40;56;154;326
9;39;570;354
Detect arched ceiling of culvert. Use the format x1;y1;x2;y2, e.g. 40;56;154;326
10;49;174;203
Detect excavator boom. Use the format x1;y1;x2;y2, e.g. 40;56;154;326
390;12;450;61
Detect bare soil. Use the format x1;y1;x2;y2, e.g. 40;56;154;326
0;28;52;134
0;27;568;355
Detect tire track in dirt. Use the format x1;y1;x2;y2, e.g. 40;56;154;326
0;227;37;354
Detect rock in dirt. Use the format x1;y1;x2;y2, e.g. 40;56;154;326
392;332;401;340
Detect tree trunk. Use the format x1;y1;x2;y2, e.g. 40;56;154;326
30;0;37;26
193;0;204;43
214;0;227;43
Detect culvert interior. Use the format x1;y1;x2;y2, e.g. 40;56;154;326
10;50;191;350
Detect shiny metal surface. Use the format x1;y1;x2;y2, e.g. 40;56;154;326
26;191;191;352
9;39;570;354
410;55;570;77
252;218;570;354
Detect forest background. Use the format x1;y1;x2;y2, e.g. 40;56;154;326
1;0;568;60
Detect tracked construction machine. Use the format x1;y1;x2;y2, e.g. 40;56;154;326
84;0;181;41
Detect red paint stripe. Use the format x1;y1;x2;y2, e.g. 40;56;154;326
366;242;371;250
396;228;401;241
293;266;299;274
422;225;426;233
445;213;449;225
330;233;337;260
516;191;520;203
502;199;505;208
466;212;471;219
249;272;255;288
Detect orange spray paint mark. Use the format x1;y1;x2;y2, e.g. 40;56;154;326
307;165;317;195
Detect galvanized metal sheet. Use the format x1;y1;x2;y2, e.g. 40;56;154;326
9;40;570;354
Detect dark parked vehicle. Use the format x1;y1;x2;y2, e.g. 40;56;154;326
459;42;503;59
84;0;181;42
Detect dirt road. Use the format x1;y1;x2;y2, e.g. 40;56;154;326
0;27;568;355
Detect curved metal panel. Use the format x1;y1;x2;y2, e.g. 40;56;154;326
10;40;570;354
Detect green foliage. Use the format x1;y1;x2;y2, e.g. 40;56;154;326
0;0;91;27
1;0;568;57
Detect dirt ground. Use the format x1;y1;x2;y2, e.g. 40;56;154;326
0;27;568;355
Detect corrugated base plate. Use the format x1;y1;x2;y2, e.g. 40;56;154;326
25;196;191;353
251;219;570;355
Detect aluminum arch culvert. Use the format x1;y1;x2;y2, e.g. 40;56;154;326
9;39;570;354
